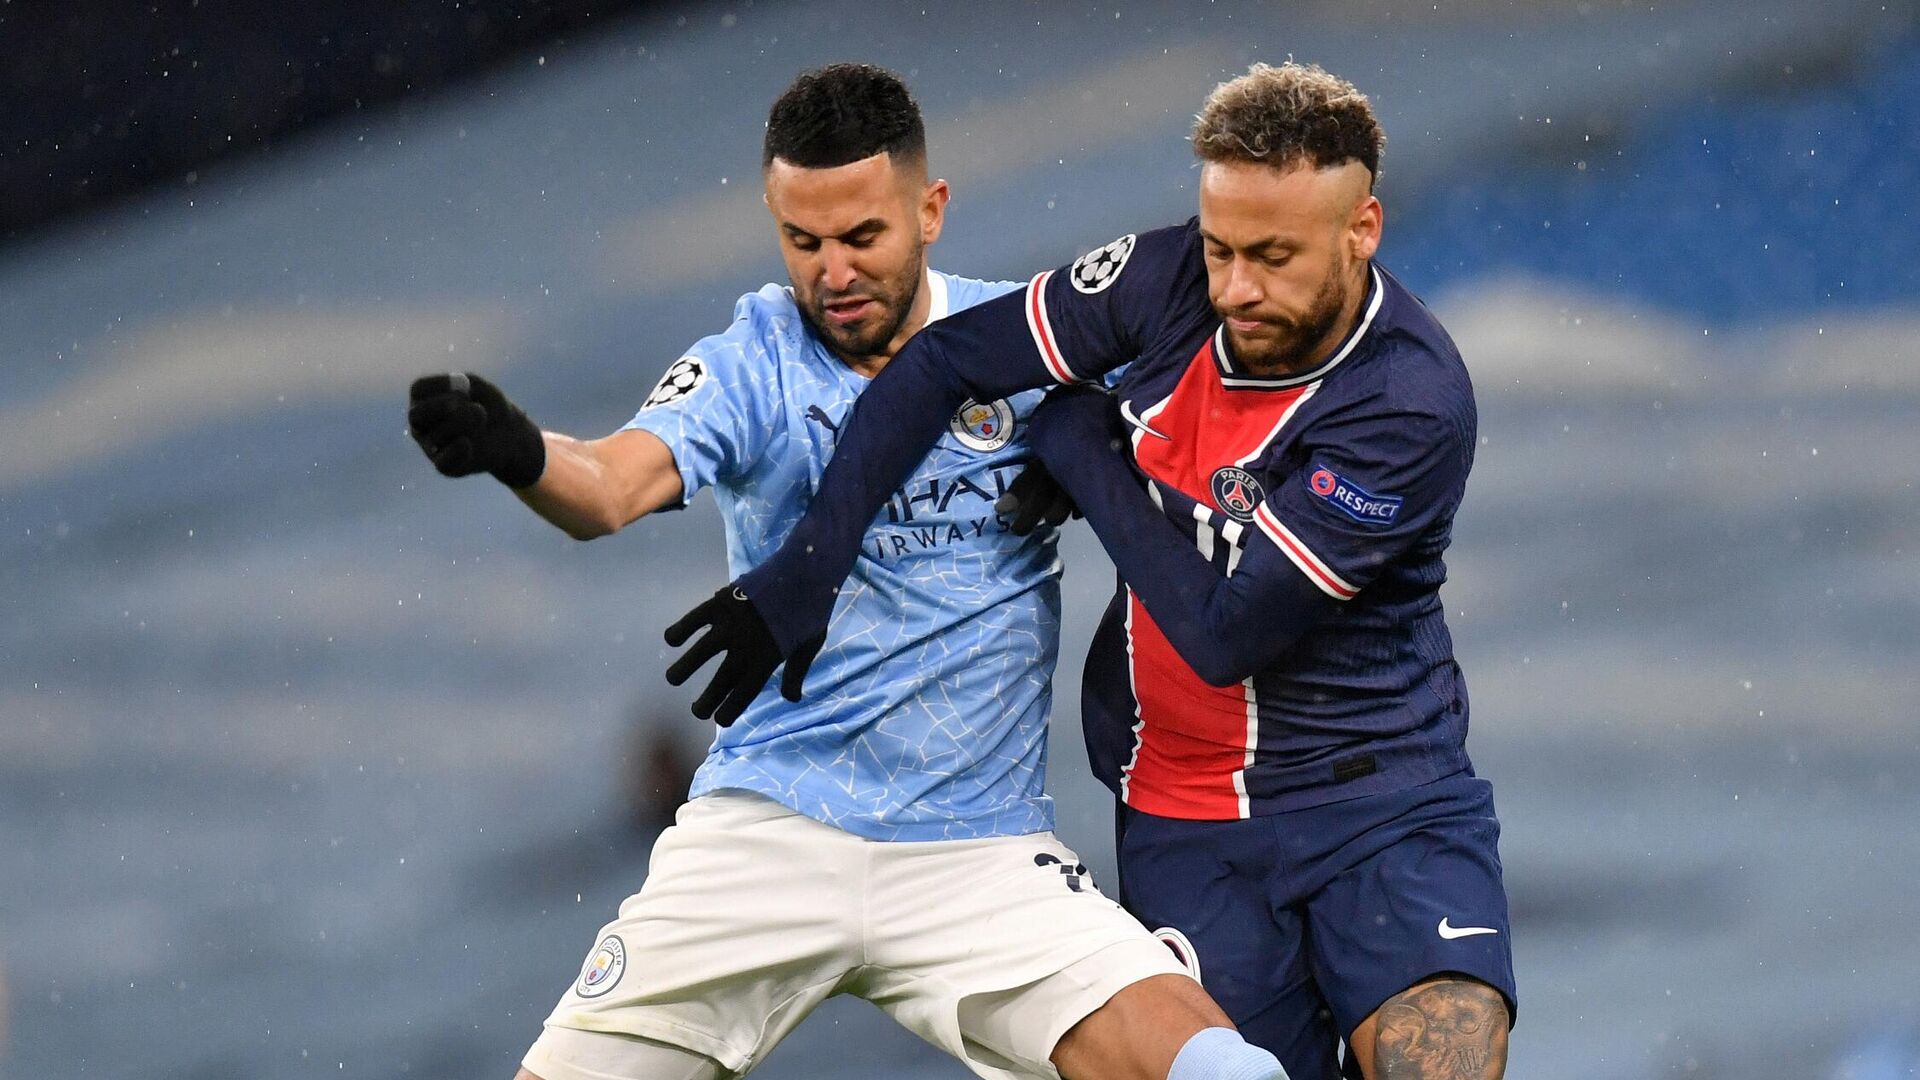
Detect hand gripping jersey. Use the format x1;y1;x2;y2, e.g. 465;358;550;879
628;270;1061;841
743;222;1478;821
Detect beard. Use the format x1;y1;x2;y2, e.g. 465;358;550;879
1220;257;1352;374
796;238;926;361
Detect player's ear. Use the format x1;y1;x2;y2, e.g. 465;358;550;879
920;179;951;245
1349;194;1383;261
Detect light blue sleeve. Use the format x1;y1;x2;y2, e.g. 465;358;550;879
622;291;784;507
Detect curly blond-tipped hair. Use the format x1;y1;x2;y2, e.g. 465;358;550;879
1192;62;1384;185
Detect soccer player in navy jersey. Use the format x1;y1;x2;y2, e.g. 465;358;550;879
670;63;1516;1079
409;64;1294;1080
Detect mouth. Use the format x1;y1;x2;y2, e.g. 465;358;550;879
822;296;878;326
1225;315;1277;335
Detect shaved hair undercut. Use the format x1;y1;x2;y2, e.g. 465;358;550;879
1192;62;1385;186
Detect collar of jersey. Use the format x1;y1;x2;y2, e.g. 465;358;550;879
1211;264;1384;389
923;267;951;322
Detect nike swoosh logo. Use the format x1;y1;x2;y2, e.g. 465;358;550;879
1119;399;1169;440
1437;918;1500;940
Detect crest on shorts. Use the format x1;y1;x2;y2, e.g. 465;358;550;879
950;398;1016;452
1069;234;1137;294
643;357;707;409
1210;467;1265;522
575;934;627;998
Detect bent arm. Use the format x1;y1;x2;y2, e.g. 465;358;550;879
1042;422;1337;686
517;428;685;540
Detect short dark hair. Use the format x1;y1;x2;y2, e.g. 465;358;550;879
1192;62;1384;186
763;63;926;170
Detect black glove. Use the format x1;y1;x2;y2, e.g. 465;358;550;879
407;372;546;489
664;584;826;726
994;461;1081;537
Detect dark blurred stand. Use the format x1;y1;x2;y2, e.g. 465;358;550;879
0;0;657;245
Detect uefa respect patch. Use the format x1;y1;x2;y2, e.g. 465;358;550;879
1306;466;1402;526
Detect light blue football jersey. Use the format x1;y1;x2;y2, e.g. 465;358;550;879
626;271;1060;841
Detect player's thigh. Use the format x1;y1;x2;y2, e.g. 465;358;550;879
1114;805;1343;1078
519;1028;726;1080
1302;775;1517;1050
537;792;861;1075
862;830;1190;1080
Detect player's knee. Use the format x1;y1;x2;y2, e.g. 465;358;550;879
1359;975;1509;1080
1052;974;1236;1080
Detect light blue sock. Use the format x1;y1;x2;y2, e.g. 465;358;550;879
1166;1026;1289;1080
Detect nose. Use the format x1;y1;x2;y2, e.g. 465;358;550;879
820;243;859;293
1219;258;1262;310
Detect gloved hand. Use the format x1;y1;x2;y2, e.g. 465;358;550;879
993;461;1082;537
407;372;547;489
664;584;826;726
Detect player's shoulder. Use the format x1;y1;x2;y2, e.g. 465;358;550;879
934;269;1023;310
1067;218;1201;284
683;282;811;368
726;281;805;338
1361;266;1474;413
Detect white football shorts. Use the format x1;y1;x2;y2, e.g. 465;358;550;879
522;790;1190;1080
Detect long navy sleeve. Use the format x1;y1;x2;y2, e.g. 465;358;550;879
738;224;1198;656
737;287;1059;654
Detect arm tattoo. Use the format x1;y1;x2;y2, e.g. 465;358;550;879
1374;978;1509;1080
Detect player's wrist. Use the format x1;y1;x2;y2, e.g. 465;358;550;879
487;416;547;489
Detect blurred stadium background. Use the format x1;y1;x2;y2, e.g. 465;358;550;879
4;1;1918;1077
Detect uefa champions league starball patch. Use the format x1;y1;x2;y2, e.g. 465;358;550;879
1210;467;1265;522
950;398;1016;452
643;357;707;409
1069;234;1136;294
575;934;627;998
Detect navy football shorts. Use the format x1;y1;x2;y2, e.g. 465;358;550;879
1114;770;1517;1079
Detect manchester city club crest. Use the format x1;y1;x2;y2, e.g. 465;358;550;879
950;398;1016;452
575;934;627;998
1210;466;1266;521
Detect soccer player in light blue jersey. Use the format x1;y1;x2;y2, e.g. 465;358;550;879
407;66;1288;1080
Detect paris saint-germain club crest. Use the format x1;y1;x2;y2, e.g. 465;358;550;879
1211;467;1265;522
950;398;1016;452
575;934;627;998
1069;233;1137;294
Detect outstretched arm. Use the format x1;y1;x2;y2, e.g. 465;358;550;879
665;225;1201;720
407;373;684;540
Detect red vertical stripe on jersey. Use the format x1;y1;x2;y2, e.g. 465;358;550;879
1123;589;1251;819
1120;335;1314;819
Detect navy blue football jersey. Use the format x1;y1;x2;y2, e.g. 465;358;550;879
741;219;1479;822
